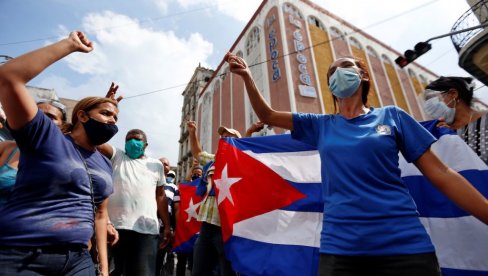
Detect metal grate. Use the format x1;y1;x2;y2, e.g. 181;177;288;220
451;0;488;52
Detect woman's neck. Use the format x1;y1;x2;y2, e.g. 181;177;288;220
69;125;96;151
450;103;477;130
338;98;368;119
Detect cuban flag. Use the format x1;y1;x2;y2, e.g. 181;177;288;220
400;120;488;276
212;126;488;276
212;135;323;276
173;180;203;253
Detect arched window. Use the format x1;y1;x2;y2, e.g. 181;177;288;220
349;37;362;50
366;46;379;58
381;54;392;64
408;68;417;78
246;27;261;56
282;2;304;19
330;27;345;41
308;16;325;30
419;74;428;84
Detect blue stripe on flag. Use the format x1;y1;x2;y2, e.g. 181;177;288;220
224;134;315;153
405;170;488;218
225;235;319;276
442;267;488;276
173;234;198;253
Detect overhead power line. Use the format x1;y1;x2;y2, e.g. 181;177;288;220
0;4;217;46
2;0;443;99
125;0;442;100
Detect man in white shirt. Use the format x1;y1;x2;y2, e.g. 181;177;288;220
99;129;170;276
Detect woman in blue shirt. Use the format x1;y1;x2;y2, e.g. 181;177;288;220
0;31;119;276
225;53;488;275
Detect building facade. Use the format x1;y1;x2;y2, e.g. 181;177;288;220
453;0;488;164
193;0;438;154
177;65;214;181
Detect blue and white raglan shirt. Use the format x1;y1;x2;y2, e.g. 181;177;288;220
164;182;180;229
0;110;113;247
292;106;436;256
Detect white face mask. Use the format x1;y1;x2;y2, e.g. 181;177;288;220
422;96;456;124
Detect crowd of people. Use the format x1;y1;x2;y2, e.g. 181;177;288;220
0;30;487;276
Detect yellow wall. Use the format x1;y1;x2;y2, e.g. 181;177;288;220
309;25;335;114
351;46;380;107
410;76;423;94
384;63;410;113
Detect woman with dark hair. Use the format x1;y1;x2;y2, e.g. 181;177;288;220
0;31;118;276
225;53;488;275
409;76;488;274
422;76;487;130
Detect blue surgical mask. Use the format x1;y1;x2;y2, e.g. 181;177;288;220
422;96;456;124
125;139;145;159
328;67;361;98
166;177;174;184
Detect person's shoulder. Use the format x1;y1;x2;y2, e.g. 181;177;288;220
378;105;409;117
144;156;165;169
293;112;333;124
378;105;399;112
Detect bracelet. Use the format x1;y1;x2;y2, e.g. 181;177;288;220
107;221;114;226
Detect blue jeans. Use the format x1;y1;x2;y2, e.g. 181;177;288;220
319;252;441;276
0;246;94;275
110;229;159;276
192;222;236;276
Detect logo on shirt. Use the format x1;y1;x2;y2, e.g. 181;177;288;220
375;124;391;135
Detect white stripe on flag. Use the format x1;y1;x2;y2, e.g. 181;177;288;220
420;216;488;271
400;134;488;177
233;209;323;248
242;150;321;183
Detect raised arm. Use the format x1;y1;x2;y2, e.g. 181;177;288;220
245;121;265;137
187;121;203;158
414;148;488;224
0;31;93;130
225;52;293;130
97;82;124;158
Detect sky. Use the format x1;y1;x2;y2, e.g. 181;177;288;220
0;0;483;165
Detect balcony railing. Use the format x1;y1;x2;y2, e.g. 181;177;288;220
451;0;488;52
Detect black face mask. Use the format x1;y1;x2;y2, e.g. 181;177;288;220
82;117;118;145
191;175;201;181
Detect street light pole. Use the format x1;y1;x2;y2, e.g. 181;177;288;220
395;22;488;68
426;21;488;43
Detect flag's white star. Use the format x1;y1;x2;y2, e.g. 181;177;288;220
214;164;241;205
185;198;202;222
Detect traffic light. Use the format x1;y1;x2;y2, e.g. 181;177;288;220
395;42;432;68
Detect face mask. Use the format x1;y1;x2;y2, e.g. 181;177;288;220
422;96;456;124
82;117;118;146
166;177;174;184
328;67;361;98
125;139;145;159
191;175;201;181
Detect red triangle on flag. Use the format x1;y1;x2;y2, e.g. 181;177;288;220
213;139;306;241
